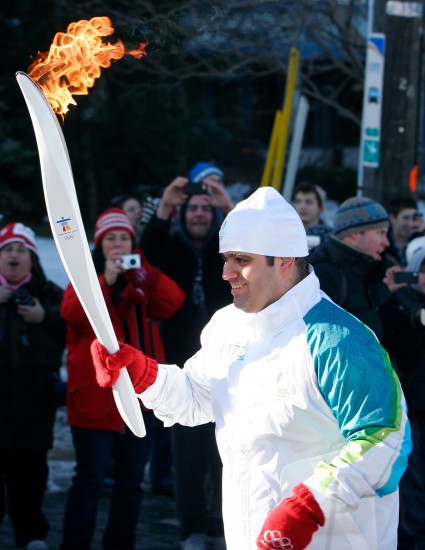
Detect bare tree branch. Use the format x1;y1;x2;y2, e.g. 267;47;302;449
53;0;367;123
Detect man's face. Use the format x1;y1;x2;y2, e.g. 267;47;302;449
185;195;214;241
348;227;389;260
390;208;417;242
293;192;322;228
412;212;425;234
221;252;286;313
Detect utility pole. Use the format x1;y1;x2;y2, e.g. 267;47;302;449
360;0;424;203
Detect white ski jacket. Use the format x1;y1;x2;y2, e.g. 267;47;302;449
141;270;411;549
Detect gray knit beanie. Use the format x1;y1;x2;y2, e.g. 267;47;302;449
333;197;389;239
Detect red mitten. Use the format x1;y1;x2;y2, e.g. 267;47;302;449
256;483;325;550
90;340;159;393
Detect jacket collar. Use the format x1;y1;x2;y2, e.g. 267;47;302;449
245;268;321;337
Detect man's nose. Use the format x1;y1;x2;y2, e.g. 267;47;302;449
222;262;237;280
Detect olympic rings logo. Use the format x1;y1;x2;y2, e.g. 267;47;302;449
64;234;74;240
261;530;294;549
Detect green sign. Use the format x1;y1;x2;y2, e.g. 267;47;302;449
363;139;380;164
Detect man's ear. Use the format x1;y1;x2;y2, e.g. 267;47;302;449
341;233;359;246
279;257;295;270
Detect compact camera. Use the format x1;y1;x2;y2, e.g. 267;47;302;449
394;271;419;285
121;254;141;270
10;288;35;306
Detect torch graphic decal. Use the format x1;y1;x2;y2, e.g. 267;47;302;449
16;17;147;437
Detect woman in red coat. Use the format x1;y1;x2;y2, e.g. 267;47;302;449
60;208;184;550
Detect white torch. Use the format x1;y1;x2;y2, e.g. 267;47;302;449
16;72;146;437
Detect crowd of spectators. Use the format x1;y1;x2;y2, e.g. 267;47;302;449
1;169;424;550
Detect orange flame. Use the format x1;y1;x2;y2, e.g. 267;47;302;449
28;16;147;115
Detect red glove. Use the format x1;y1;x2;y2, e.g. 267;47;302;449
257;483;325;550
90;340;158;393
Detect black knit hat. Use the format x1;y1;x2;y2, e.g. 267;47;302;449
333;197;389;238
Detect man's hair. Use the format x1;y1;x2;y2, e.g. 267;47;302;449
266;255;309;279
29;250;47;284
295;257;309;279
293;182;324;209
387;196;417;216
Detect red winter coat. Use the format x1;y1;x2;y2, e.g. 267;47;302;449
61;251;185;432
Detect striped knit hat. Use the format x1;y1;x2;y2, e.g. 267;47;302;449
94;208;135;247
333;197;389;239
0;223;38;256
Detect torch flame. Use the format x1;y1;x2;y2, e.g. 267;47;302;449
28;16;147;115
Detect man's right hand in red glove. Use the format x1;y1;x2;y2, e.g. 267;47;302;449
90;340;158;394
256;483;325;550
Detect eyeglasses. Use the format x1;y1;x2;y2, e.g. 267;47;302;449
186;205;213;213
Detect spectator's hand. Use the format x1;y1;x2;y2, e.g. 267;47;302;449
203;179;233;215
0;284;12;304
17;297;45;324
104;253;126;287
91;340;158;393
384;265;407;293
256;484;325;550
157;177;189;219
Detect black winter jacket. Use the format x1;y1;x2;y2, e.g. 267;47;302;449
381;287;425;414
0;277;65;449
310;236;391;342
140;210;231;365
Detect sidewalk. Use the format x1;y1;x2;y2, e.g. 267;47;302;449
0;489;182;550
0;410;182;550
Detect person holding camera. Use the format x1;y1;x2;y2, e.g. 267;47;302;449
60;208;184;550
140;169;233;550
0;222;66;550
381;246;425;549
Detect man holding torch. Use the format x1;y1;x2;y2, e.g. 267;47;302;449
91;186;411;550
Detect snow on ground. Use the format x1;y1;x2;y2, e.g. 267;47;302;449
48;408;75;493
37;236;70;289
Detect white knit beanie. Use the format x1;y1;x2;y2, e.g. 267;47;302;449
219;187;308;257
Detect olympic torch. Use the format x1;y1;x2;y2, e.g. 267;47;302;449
15;17;148;437
16;72;145;437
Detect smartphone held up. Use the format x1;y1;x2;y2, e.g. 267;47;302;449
394;271;419;285
182;182;209;195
